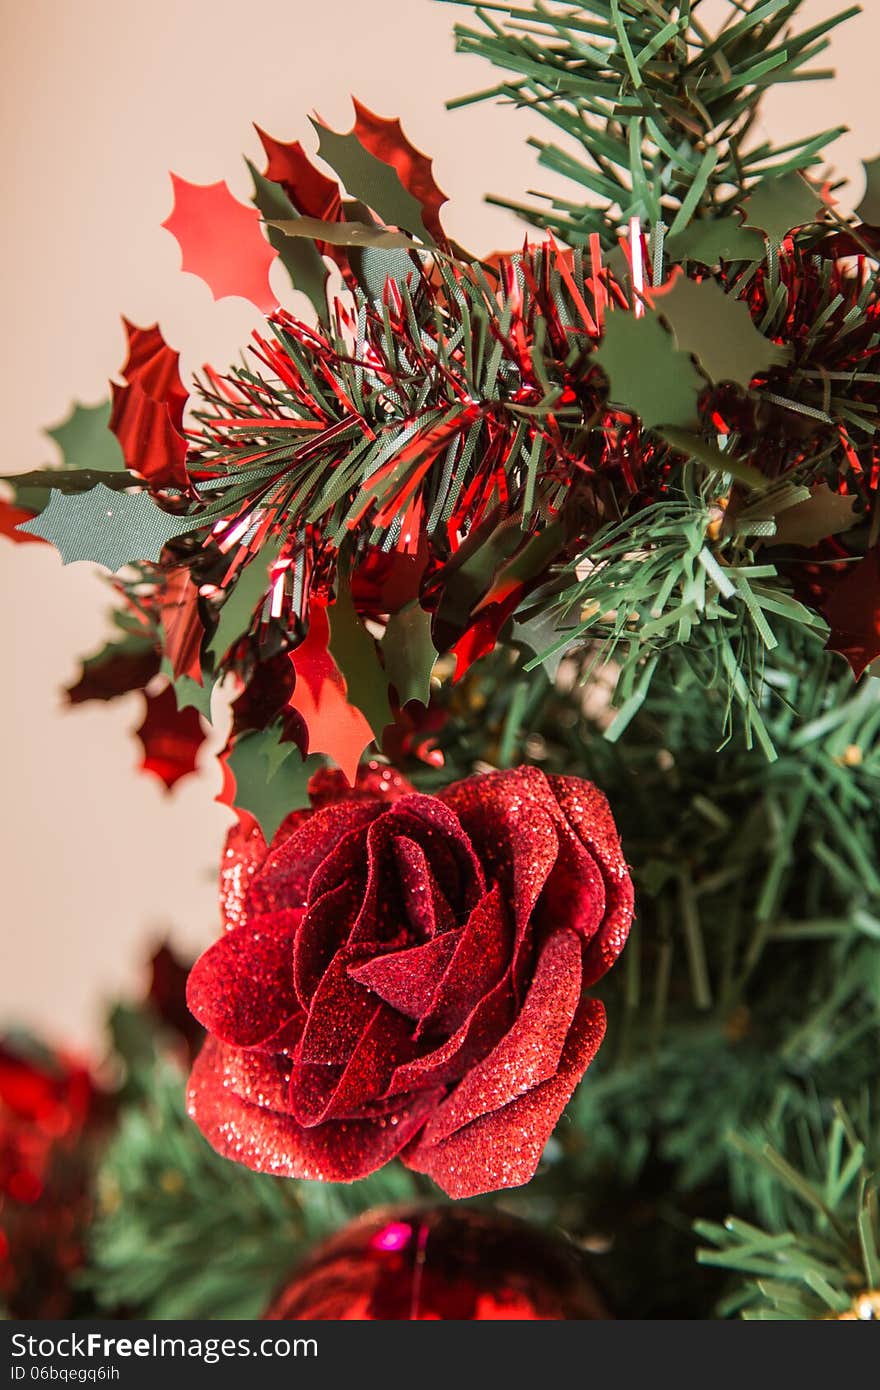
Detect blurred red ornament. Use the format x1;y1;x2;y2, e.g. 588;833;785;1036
264;1206;610;1321
146;943;203;1062
135;684;207;791
822;545;880;678
0;1036;102;1318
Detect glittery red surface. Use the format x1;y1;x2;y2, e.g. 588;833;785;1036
264;1206;610;1320
187;764;633;1197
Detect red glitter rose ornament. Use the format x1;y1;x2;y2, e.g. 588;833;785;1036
186;763;633;1198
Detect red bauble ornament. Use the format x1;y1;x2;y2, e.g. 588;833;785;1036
264;1206;610;1321
0;1036;102;1318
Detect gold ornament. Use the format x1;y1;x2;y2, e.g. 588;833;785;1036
831;1290;880;1320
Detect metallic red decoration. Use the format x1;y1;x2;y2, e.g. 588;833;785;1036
109;318;189;489
0;1038;99;1318
158;569;204;684
288;598;376;785
1;501;44;545
254;126;342;223
109;379;188;490
134;684;207;791
265;1206;610;1320
161;174;278;313
119;318;187;428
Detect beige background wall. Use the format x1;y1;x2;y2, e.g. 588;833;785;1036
1;0;875;1053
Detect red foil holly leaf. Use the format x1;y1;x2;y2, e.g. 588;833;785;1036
0;501;44;545
119;319;187;430
255;126;343;223
134;684;206;791
352;100;448;242
289;599;375;785
254;124;359;290
109;379;188;490
161;174;278;313
109;319;189;489
158;569;205;683
823;546;880;678
352;529;430;618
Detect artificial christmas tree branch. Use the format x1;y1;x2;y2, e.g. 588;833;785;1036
3;0;879;1321
445;0;859;244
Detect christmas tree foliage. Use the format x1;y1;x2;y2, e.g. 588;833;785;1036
4;0;879;1320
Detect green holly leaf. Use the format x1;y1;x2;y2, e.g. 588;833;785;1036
660;429;768;492
17;483;199;571
3;468;136;493
656;276;788;389
666;217;764;266
67;635;160;704
268;214;416;250
160;657;215;719
226;729;321;841
206;541;281;664
772;483;858;548
741;171;823;247
595;311;703;430
328;575;393;739
381;604;437;706
311;120;432;242
855;156;880;226
512;608;572;681
248;161;329;323
353;244;421;304
46;399;124;472
6;400;129;514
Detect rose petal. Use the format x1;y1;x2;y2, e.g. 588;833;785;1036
247;800;381;916
416;928;583;1149
393;836;457;937
441;766;560;901
214;1045;295;1113
298;947;378;1065
547;776;634;984
387;973;516;1095
219;818;267;932
403;998;606;1198
293;878;363;1008
188;1036;438;1181
186;909;302;1047
268;807;313;851
417;885;510;1038
306;822;371;905
539;824;606;945
442;770;560;955
348;932;459;1020
350;796;484;945
251;1013;306;1055
290;1006;417;1125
